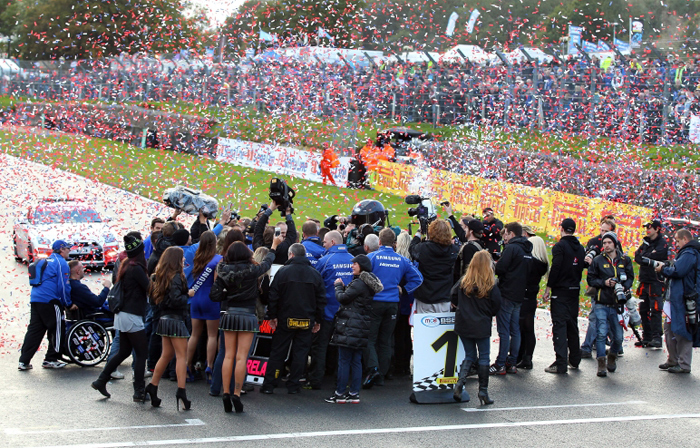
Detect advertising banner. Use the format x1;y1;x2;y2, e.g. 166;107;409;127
410;313;466;404
568;26;583;55
217;138;352;187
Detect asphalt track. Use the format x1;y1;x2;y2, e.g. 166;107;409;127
1;154;699;448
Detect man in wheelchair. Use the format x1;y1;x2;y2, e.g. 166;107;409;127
67;260;113;317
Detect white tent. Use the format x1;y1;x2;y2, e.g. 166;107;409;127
440;45;490;64
386;51;441;64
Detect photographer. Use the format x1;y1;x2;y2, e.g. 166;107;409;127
481;208;503;260
442;203;467;243
587;232;634;377
655;229;700;373
409;219;459;313
633;220;669;348
254;201;297;265
453;220;485;284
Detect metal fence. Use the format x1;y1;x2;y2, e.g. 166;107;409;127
1;53;699;146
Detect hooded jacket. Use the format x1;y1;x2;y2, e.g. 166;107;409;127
495;236;533;302
367;246;423;303
450;283;502;339
330;271;384;349
267;256;327;327
409;236;460;304
634;234;669;284
210;251;275;309
547;235;585;291
661;240;700;345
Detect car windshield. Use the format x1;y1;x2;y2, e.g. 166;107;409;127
32;207;102;224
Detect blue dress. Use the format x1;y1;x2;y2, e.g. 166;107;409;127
190;254;223;320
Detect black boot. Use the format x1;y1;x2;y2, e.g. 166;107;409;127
453;361;470;403
91;372;111;398
222;393;233;413
477;365;494;405
176;388;191;411
133;381;146;403
145;383;161;407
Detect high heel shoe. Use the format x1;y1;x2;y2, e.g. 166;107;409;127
232;394;243;413
205;366;213;385
186;367;195;383
222;393;233;413
176;388;191;411
477;365;494;405
145;383;161;407
478;391;494;405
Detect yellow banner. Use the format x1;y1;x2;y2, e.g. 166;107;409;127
372;161;653;250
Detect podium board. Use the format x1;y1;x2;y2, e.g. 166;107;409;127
410;313;468;404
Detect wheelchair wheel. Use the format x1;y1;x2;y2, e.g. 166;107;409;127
66;320;111;367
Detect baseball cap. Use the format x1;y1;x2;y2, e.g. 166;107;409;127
522;225;536;236
52;240;71;252
560;218;576;233
644;220;662;230
468;220;484;234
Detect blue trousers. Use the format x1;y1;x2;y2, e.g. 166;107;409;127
336;346;362;395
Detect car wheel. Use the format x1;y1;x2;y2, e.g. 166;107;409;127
13;232;22;262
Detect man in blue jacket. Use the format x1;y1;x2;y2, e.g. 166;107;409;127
306;230;354;389
68;260;112;314
363;228;423;389
301;221;325;267
19;240;75;370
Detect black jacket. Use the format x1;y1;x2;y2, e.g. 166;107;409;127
494;237;533;302
147;234;173;275
118;261;149;317
585;234;603;267
330;271;383;349
253;209;297;265
453;239;484;284
547;235;585;291
448;215;467;243
526;258;549;301
587;251;635;305
634;235;669;284
152;274;189;318
210;251;275;309
409;236;460;304
481;218;503;257
450;284;502;339
268;256;326;328
190;219;211;244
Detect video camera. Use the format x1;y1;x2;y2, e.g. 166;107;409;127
269;178;295;217
405;195;437;234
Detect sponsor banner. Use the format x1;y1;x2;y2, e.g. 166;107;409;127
412;313;465;403
217;138;351;187
568;26;583;55
372;160;653;251
690;115;700;144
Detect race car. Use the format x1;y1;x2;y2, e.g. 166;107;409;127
13;199;119;270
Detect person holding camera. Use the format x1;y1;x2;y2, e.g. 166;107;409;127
481;208;503;260
655;229;700;373
542;218;585;374
586;232;634;377
634;220;669;348
254;201;297;265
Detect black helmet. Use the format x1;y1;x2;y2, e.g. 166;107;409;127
351;200;386;227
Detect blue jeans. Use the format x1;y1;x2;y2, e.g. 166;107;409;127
210;330;235;396
581;311;597;352
459;335;490;368
593;303;623;356
496;299;521;367
336;347;362;395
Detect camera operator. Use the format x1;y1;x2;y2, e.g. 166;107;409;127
481;208;503;260
409;219;460;313
655;229;700;373
254;201;297;265
453;220;485;284
586;232;634;377
580;217;616;358
633;220;669;348
542;218;585;374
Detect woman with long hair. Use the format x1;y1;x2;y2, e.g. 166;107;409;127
517;235;550;370
450;250;501;405
210;240;278;413
144;246;193;410
186;231;221;384
252;247;272;321
92;232;149;402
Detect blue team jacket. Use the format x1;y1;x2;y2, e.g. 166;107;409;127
30;253;71;307
302;237;325;267
367;246;423;303
315;245;354;321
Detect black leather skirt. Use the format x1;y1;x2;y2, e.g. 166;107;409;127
219;307;259;332
156;314;190;338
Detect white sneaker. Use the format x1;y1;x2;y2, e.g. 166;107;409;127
42;360;67;369
143;370;153;378
18;362;33;371
110;370;125;380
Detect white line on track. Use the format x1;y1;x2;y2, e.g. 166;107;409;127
4;419;204;435
26;414;700;448
462;400;646;412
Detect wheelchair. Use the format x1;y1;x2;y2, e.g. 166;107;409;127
61;307;115;367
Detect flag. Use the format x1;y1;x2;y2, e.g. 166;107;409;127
582;40;597;53
466;9;480;34
318;27;334;42
259;29;274;42
631;20;643;48
613;38;630;53
567;25;583;55
445;12;458;37
597;41;611;52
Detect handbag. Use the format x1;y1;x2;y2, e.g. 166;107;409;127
107;281;124;313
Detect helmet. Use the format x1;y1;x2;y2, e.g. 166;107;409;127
351;200;386;227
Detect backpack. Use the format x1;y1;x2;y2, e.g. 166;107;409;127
107;282;124;313
28;258;49;287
